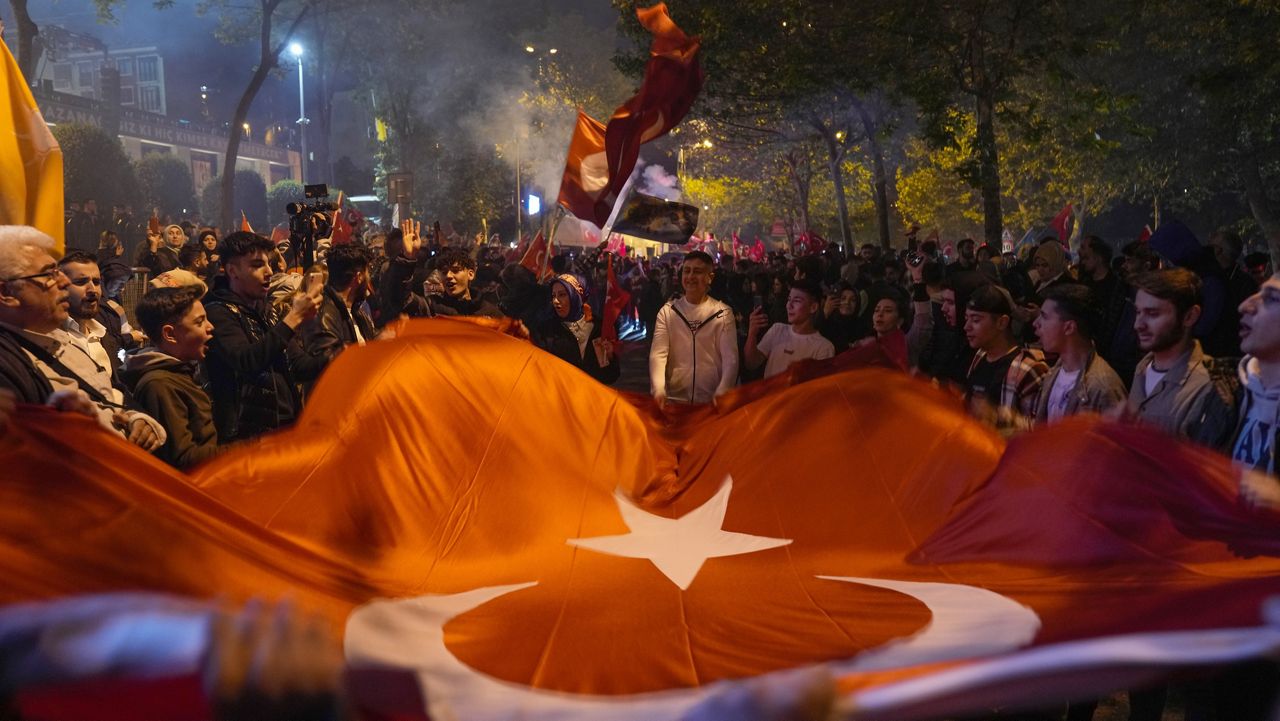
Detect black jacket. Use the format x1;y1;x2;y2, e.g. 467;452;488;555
0;327;54;403
204;288;300;442
292;286;376;388
531;317;620;385
136;245;180;278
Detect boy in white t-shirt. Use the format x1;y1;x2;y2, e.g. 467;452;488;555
744;279;835;379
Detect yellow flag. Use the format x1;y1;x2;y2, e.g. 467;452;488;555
0;42;64;255
375;117;388;143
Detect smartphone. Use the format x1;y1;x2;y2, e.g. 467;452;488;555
306;271;324;293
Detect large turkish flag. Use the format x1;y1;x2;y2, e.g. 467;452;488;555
2;319;1279;721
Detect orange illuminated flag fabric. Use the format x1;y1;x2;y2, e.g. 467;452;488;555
0;42;63;255
556;110;611;227
3;321;1280;720
602;4;703;209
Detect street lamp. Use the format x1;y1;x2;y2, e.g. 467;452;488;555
288;42;309;186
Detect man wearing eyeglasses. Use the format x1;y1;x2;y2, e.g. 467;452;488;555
0;226;165;451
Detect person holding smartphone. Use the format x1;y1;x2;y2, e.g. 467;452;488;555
204;232;322;442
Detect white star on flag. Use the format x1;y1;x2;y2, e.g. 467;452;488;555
567;476;792;590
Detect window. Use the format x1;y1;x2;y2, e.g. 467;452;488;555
76;61;96;88
137;56;158;83
140;85;161;112
117;58;134;76
120;86;135;105
53;63;71;89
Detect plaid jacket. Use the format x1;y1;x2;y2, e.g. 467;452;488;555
968;346;1051;417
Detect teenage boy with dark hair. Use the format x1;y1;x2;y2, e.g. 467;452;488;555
122;286;218;468
745;278;834;378
204;231;321;442
434;248;502;318
1032;283;1126;424
963;284;1050;420
650;250;738;405
294;243;376;388
1127;268;1235;448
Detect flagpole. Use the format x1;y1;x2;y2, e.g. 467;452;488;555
598;167;640;250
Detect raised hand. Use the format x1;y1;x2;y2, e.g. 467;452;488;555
400;219;423;259
748;306;768;336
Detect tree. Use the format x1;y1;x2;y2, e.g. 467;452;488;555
200;0;316;230
134;155;197;219
266;179;303;226
52;123;140;211
202;170;269;231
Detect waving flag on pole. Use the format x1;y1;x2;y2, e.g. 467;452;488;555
749;239;766;262
0;41;63;255
4;323;1280;720
602;253;630;344
331;191;354;245
519;231;553;281
1049;203;1074;243
556;111;612;228
239;210;253;233
602;4;703;211
558;5;702;229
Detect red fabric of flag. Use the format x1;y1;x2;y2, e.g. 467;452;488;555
1049;203;1074;242
601;4;703;214
331;192;354;245
602;253;630;343
519;231;552;281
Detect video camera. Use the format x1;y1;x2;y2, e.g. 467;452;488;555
285;183;334;267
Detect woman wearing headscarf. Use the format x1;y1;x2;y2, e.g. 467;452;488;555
531;274;620;385
1031;241;1071;300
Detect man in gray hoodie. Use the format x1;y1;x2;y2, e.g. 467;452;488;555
1232;272;1280;477
122;286;218;469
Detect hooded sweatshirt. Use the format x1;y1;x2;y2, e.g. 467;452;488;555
1232;356;1280;476
121;349;219;469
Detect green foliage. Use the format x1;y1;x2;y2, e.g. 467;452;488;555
266;180;303;226
134;155;197;219
52;123;140;211
201;170;269;231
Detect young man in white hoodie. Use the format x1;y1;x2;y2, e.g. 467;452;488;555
649;251;738;406
1233;272;1280;477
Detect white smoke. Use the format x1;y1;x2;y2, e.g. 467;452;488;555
638;162;682;201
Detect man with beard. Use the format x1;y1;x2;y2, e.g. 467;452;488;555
1126;268;1235;448
205;232;322;442
293;243;376;391
57;251;127;384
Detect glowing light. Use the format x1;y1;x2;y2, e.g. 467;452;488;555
525;45;535;53
701;139;713;148
835;131;846;141
527;194;542;215
549;48;558;54
288;42;303;58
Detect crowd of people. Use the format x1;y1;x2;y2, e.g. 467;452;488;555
0;204;1278;721
3;208;1279;487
